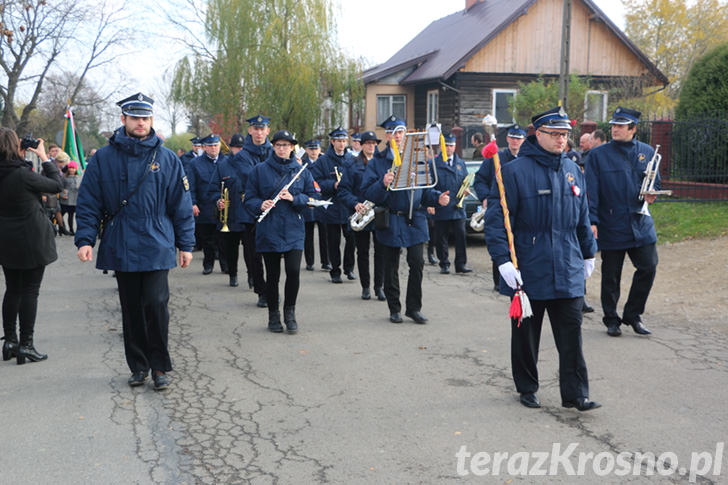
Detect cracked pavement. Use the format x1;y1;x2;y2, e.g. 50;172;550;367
1;236;726;484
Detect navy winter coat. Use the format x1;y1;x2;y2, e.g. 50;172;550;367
75;127;195;272
309;145;354;224
431;153;467;220
244;154;318;253
338;152;374;231
584;138;658;250
218;150;256;230
361;147;441;248
473;147;517;202
300;154;322;223
484;136;597;300
188;153;227;224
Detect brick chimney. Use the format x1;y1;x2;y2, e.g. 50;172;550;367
466;0;485;10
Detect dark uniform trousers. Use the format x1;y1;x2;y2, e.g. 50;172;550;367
354;231;384;290
381;242;424;314
197;223;226;271
222;230;244;277
242;223;266;294
427;218;437;261
600;243;658;326
116;270;172;373
434;218;467;270
262;250;302;309
304;221;330;267
512;297;588;402
326;223;355;277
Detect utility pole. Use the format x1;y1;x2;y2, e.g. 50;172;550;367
558;0;572;108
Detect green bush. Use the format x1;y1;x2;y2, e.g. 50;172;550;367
164;132;195;154
676;43;728;118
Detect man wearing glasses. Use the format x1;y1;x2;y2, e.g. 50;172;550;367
484;107;600;411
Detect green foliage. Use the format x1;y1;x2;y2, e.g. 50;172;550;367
171;0;364;142
651;202;728;243
676;43;728;119
510;75;590;127
164;133;195;154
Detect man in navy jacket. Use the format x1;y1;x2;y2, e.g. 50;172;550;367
484;107;599;411
76;93;195;391
585;107;660;337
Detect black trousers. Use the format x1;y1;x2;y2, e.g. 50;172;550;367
2;266;45;342
116;270;172;374
222;230;244;277
326;223;355;277
242;223;266;294
434;219;467;270
354;230;384;290
304;221;330;267
427;218;436;259
511;297;589;402
262;250;302;309
60;204;76;232
381;243;424;314
197;223;225;270
600;243;658;326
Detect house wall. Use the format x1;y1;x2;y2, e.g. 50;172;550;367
363;83;416;139
463;0;653;81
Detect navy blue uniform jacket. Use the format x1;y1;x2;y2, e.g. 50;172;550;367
473;147;517;202
218;150;256;230
301;154;321;223
188;153;228;224
431;153;467;220
484;136;597;300
584;139;658;250
309;145;354;225
75;127;195;272
338;152;374;231
244;155;319;253
361;147;441;248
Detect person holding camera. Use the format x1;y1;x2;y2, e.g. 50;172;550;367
0;129;63;364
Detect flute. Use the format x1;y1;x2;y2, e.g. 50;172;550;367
257;162;310;223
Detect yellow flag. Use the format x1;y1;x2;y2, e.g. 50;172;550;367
391;138;402;167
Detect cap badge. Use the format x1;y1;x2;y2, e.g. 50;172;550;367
137;93;144;101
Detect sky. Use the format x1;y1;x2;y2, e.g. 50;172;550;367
123;0;626;136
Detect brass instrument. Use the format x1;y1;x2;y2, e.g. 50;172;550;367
219;182;230;232
470;208;485;232
638;145;672;217
455;173;475;208
349;200;375;231
334;166;342;183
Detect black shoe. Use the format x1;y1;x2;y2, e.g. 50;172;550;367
440;267;450;274
248;276;254;289
321;263;332;271
562;398;601;411
2;337;18;361
390;312;403;323
268;310;283;333
16;342;47;365
128;371;147;387
229;275;239;287
606;324;622;337
375;287;386;301
519;393;541;408
305;264;314;271
202;266;213;275
623;318;651;335
582;299;594;313
405;310;428;324
428;254;437;265
153;373;170;391
456;267;473;274
361;288;371;300
331;275;343;284
345;271;356;280
256;295;268;308
283;306;298;334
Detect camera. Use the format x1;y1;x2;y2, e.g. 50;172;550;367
20;134;40;150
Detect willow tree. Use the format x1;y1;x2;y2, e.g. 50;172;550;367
170;0;362;141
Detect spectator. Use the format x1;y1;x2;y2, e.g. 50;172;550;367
60;160;82;235
470;133;484;160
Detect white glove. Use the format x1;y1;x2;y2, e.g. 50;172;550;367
498;262;523;290
584;258;595;279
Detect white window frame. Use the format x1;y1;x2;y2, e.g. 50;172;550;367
492;88;517;126
376;94;407;125
584;90;608;122
426;89;439;124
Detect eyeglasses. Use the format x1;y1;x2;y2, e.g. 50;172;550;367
538;129;569;140
274;143;292;148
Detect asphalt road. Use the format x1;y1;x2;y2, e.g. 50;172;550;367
1;236;726;484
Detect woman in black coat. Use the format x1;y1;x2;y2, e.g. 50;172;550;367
0;129;63;364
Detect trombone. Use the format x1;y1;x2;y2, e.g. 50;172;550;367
219;182;230;232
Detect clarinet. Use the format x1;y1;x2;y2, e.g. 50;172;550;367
257;162;310;223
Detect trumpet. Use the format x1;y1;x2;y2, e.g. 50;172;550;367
455;173;475;208
638;145;672;217
219;182;230;232
350;200;375;231
470;208;485;232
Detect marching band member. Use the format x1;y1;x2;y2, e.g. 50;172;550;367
244;130;318;334
339;131;385;301
431;134;471;275
361;118;450;324
310;127;356;284
301;139;330;271
585;107;660;337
